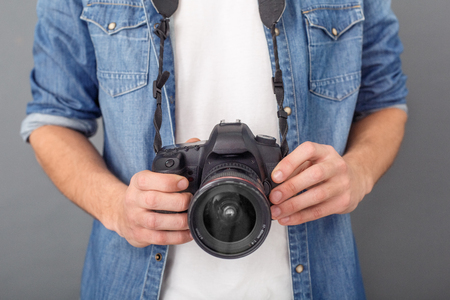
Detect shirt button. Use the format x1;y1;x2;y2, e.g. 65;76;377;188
284;106;292;116
108;22;117;30
295;264;304;273
274;28;280;36
332;28;338;36
155;253;163;261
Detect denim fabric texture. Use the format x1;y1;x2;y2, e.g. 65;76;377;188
22;0;407;299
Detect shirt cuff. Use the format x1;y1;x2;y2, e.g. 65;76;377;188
353;104;408;122
20;113;98;142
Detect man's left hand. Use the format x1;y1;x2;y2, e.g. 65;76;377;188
269;141;369;225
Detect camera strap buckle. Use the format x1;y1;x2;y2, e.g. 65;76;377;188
153;71;170;100
277;109;288;119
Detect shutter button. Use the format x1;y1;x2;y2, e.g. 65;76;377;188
108;22;117;30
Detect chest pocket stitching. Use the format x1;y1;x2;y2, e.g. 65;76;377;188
80;3;150;97
87;2;144;9
303;4;365;101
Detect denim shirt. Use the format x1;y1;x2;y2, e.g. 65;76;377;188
22;0;407;299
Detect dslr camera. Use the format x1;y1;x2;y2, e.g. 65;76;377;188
152;120;282;259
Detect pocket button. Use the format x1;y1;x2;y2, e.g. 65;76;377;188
108;22;116;30
332;28;338;36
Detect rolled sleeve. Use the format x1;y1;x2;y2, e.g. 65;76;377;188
20;113;98;142
22;0;101;141
355;0;408;119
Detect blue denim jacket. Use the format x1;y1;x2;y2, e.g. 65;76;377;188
22;0;407;299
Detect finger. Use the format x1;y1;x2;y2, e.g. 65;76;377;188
276;199;343;226
270;160;339;204
271;182;343;220
284;160;312;181
136;211;189;231
149;229;193;245
272;142;335;183
137;191;192;212
132;229;193;247
185;138;201;143
131;170;189;192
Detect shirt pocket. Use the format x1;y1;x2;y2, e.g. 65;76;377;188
80;1;149;97
303;4;365;101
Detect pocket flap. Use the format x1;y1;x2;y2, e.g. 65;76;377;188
80;1;146;35
303;4;365;40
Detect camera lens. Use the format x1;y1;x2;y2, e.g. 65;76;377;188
188;163;271;259
203;191;256;243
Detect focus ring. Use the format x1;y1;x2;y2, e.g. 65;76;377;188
202;162;261;187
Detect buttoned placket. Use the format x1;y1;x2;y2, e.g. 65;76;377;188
263;16;312;300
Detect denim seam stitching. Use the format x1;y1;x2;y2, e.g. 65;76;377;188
87;2;144;8
302;5;361;14
306;19;314;98
281;17;300;145
310;35;362;46
90;33;147;41
311;71;361;84
286;226;295;300
310;84;360;101
156;246;169;300
308;17;364;40
80;11;102;98
97;70;147;75
139;247;154;300
98;81;146;97
305;223;313;299
80;16;146;35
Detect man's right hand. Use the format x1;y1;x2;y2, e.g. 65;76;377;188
30;126;196;249
114;171;194;248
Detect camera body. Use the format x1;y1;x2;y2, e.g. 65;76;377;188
152;120;281;195
152;121;282;258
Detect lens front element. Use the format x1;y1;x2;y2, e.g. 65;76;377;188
203;191;257;243
188;167;271;259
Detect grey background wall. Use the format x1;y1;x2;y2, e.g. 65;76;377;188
1;0;448;299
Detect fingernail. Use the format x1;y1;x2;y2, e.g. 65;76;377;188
271;206;281;218
177;179;189;190
271;190;282;204
273;170;283;182
280;216;290;224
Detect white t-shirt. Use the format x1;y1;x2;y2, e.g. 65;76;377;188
160;1;292;299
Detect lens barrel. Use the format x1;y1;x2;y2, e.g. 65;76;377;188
188;164;271;259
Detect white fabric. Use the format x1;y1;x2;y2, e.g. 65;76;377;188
161;0;292;299
172;0;279;142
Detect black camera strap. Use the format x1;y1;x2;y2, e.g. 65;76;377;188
151;0;178;153
151;0;289;157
